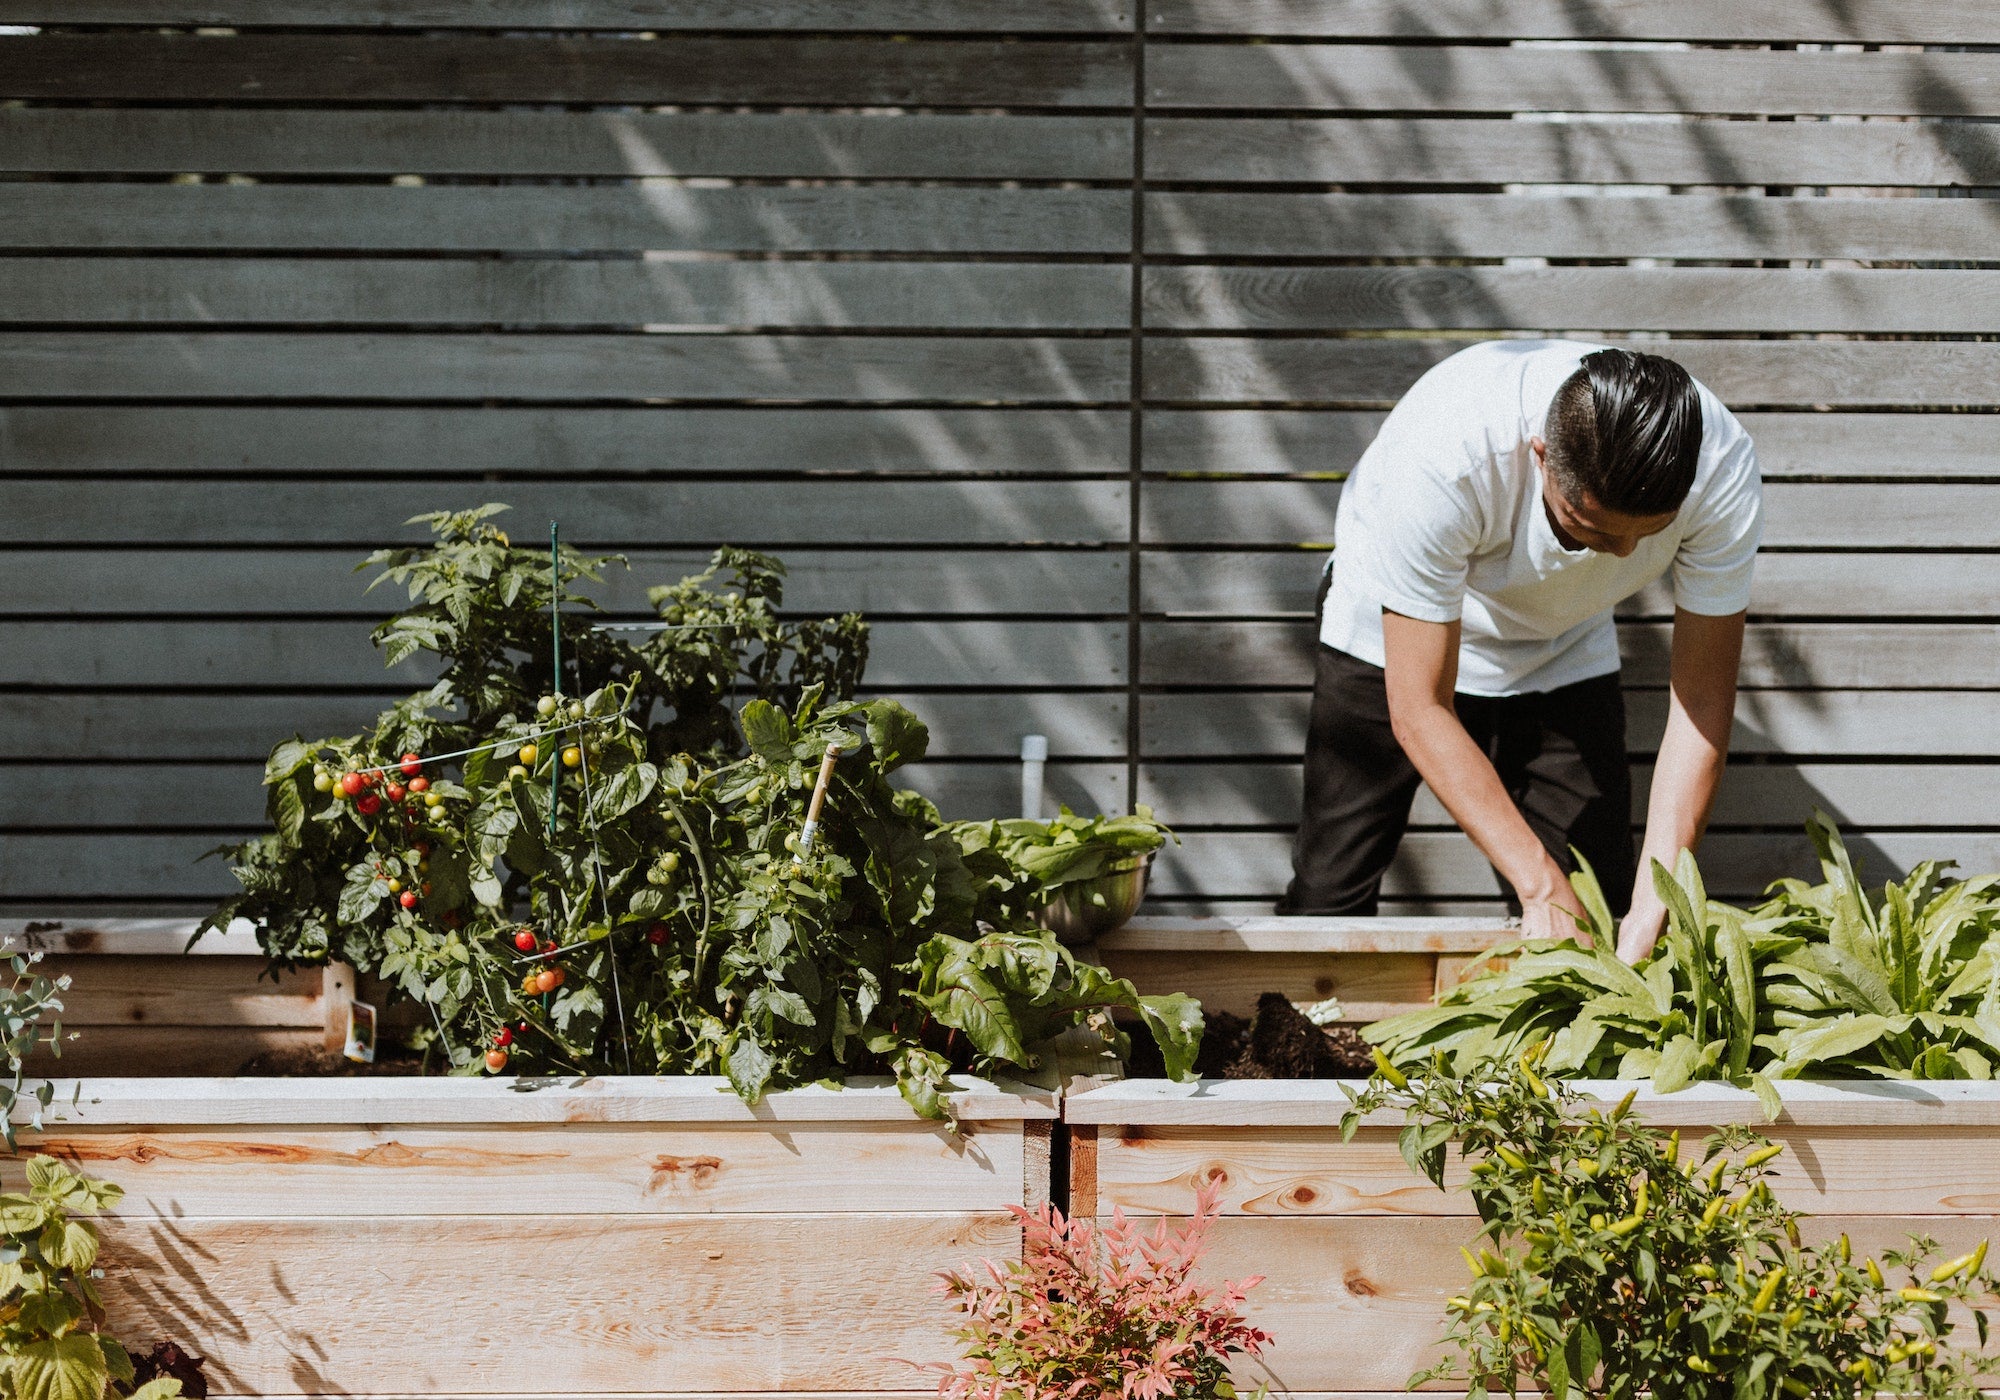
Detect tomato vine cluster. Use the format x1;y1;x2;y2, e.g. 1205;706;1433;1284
202;504;1200;1116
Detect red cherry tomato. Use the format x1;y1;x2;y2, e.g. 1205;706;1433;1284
385;783;406;803
399;890;418;909
513;929;537;953
541;939;556;954
416;841;431;856
485;1048;509;1073
646;922;668;947
355;793;383;816
408;776;430;794
340;772;365;796
400;752;423;776
494;1027;514;1047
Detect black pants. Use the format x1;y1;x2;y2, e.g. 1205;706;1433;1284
1279;644;1637;918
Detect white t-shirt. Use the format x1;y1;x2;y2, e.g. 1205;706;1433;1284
1320;339;1763;696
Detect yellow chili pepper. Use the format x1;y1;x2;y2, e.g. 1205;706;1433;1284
1752;1266;1786;1313
1700;1197;1727;1230
1520;1052;1551;1099
1687;1357;1721;1375
1932;1240;1988;1282
1575;1158;1600;1178
1743;1143;1785;1170
1693;1263;1719;1280
1866;1258;1884;1288
1705;1155;1728;1192
1531;1177;1548;1212
1838;1233;1851;1263
1370;1047;1408;1089
1611;1086;1638;1119
1493;1145;1528;1172
1664;1129;1680;1169
1631;1178;1650;1216
1900;1286;1945;1304
1782;1306;1804;1329
1607;1214;1644;1238
1781;1379;1809;1398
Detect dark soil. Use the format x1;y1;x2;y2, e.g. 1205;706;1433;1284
233;1044;434;1077
130;1342;208;1400
1124;991;1376;1080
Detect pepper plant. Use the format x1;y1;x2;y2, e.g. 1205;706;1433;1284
202;506;1199;1115
1368;815;2000;1107
0;1157;182;1400
1344;1050;2000;1398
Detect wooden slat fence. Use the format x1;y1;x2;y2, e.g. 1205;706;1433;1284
2;3;1997;917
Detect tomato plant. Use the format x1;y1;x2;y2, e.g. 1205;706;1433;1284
202;505;1198;1116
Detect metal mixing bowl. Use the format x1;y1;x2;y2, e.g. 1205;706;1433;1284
1038;854;1150;946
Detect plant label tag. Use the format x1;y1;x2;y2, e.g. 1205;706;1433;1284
344;1000;377;1064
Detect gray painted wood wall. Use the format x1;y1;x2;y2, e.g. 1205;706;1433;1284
3;2;1998;917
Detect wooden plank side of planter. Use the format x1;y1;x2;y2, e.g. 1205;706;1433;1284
1072;1081;2000;1393
1093;948;1437;1021
92;1211;1018;1394
12;1121;1032;1216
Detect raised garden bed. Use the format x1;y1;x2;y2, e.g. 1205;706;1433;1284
1066;1076;2000;1395
16;1074;1054;1398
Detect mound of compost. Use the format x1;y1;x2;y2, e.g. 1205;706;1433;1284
1124;991;1375;1079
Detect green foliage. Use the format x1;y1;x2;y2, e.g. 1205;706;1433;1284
1342;1053;2000;1399
0;1158;181;1400
1369;817;2000;1103
952;806;1176;893
201;507;1199;1116
0;954;69;1150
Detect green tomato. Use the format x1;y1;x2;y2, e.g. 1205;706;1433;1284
536;695;557;718
569;701;586;721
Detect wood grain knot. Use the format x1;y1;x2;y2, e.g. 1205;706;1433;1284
1197;1163;1231;1191
1283;1185;1317;1207
648;1153;724;1193
1344;1270;1378;1298
1314;977;1335;996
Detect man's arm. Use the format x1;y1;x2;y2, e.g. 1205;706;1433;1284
1616;607;1745;963
1381;609;1587;939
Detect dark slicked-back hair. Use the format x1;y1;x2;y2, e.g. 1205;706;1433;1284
1543;348;1703;516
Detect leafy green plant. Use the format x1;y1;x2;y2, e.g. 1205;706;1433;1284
202;506;1199;1116
927;1178;1270;1400
953;807;1175;894
1368;815;2000;1106
1343;1052;2000;1398
0;1157;181;1400
0;950;69;1149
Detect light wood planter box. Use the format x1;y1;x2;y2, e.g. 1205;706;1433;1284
1067;1077;2000;1396
1092;916;1517;1022
16;1076;1055;1399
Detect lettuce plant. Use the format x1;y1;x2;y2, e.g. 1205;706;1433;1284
1344;1052;2000;1398
929;1179;1270;1400
1369;815;2000;1105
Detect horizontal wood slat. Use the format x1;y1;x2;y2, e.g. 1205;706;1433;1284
1137;760;2000;831
1153;830;2000;901
8;258;1130;331
0;1;1133;29
2;692;1132;764
1148;45;2000;117
0;760;1125;829
3;548;1129;616
1141;481;2000;548
89;1213;1016;1394
1139;410;2000;480
0;35;1132;107
1141;690;2000;758
32;1123;1030;1216
0;480;1128;546
1145;191;2000;262
0;618;1131;689
0;333;1130;403
33;957;320;1029
0;406;1131;476
0;110;1133;179
1146;116;2000;187
1146;0;2000;41
1145;338;2000;408
1145;267;2000;335
1142;620;2000;690
1;185;1132;255
1142;551;2000;620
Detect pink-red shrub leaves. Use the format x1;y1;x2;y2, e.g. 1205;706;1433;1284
929;1180;1271;1400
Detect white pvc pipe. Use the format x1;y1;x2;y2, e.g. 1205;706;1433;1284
1019;734;1048;820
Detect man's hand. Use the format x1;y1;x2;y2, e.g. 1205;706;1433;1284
1382;611;1595;929
1616;898;1666;964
